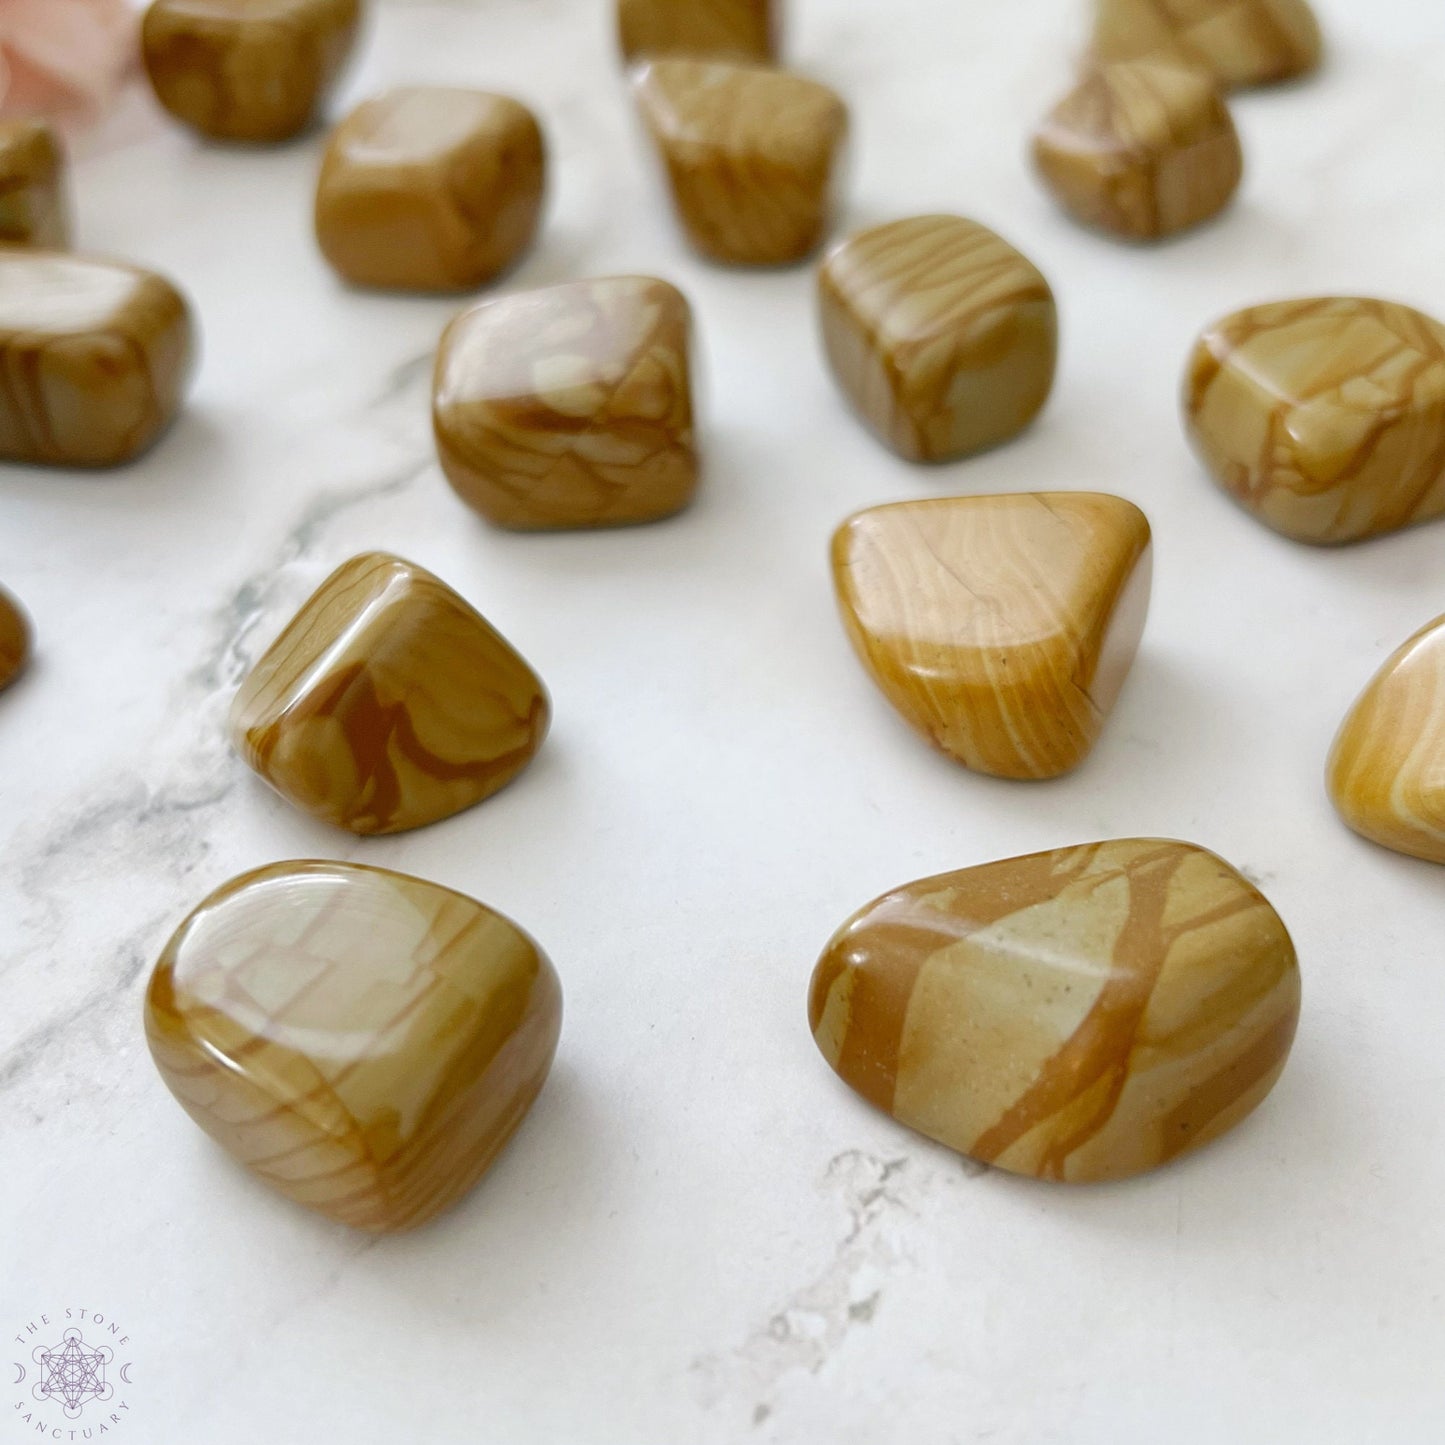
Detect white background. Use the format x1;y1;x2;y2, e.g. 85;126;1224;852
3;0;1445;1439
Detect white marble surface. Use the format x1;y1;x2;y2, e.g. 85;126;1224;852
3;0;1445;1439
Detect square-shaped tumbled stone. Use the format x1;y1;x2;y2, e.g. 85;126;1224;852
1093;0;1322;90
818;214;1057;462
230;552;550;834
633;59;848;266
433;276;698;529
1033;61;1242;240
0;251;195;467
315;87;547;292
0;119;69;249
146;859;563;1231
142;0;362;143
1185;297;1445;545
618;0;776;63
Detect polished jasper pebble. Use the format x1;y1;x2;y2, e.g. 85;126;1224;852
142;0;362;143
145;859;562;1232
1327;613;1445;865
832;493;1151;779
1033;61;1241;241
315;87;546;292
1093;0;1322;90
818;215;1057;462
433;277;697;529
1185;297;1445;545
0;119;69;248
0;585;29;692
231;552;549;834
618;0;775;63
0;251;194;467
810;839;1300;1183
633;60;847;267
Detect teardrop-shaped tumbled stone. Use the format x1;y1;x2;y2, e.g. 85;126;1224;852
809;840;1300;1183
831;493;1151;779
145;860;563;1232
0;584;29;692
1327;613;1445;864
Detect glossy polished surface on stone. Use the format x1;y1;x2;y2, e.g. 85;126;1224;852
1033;61;1242;240
316;87;546;292
832;493;1151;779
1093;0;1322;89
145;860;563;1232
810;839;1300;1183
818;214;1057;462
231;552;549;834
633;59;847;266
1185;297;1445;545
1327;613;1445;865
0;585;28;692
433;276;697;529
0;119;69;248
142;0;363;143
0;251;194;467
618;0;775;62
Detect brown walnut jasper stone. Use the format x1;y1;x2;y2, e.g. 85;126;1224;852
0;586;29;692
0;119;70;248
315;87;546;292
810;840;1301;1183
1033;61;1242;241
145;859;562;1232
142;0;363;143
617;0;776;63
1185;297;1445;545
0;251;195;467
230;552;549;834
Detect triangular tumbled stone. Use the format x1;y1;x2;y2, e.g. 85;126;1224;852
1327;613;1445;864
831;493;1151;779
808;839;1301;1182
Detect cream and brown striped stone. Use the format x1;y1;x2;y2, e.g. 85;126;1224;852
1093;0;1323;90
832;493;1151;779
633;59;847;266
1185;297;1445;545
818;215;1057;462
809;839;1301;1183
1033;61;1242;240
0;585;29;692
1327;613;1445;865
231;552;549;834
0;119;69;249
145;859;563;1232
0;251;195;468
142;0;362;143
433;276;698;529
617;0;776;63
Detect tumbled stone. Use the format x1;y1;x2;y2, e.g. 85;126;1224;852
1185;297;1445;545
1093;0;1322;90
0;586;29;692
145;859;562;1231
810;839;1300;1183
142;0;362;143
433;276;698;529
818;214;1057;462
0;119;69;249
230;552;549;834
1033;61;1242;240
633;59;847;266
315;87;546;292
1327;613;1445;865
832;493;1151;779
0;251;195;467
618;0;775;63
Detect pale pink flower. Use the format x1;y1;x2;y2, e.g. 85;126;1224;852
0;0;139;129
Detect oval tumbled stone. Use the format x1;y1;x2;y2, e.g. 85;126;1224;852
809;839;1300;1183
